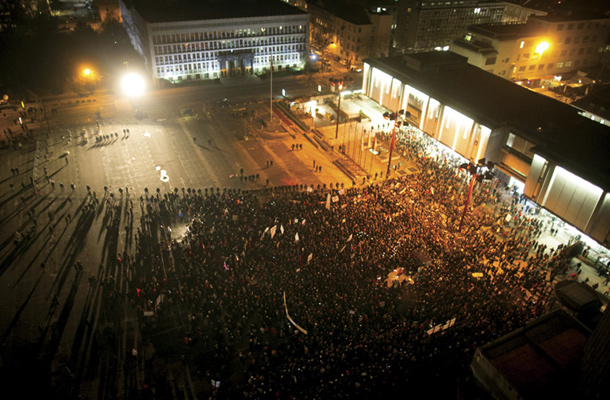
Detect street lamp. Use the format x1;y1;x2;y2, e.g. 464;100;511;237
457;158;495;231
330;76;353;139
383;109;411;179
121;72;146;97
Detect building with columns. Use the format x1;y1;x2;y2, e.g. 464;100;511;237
120;0;309;82
362;51;610;246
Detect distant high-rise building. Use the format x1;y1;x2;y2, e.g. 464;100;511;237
120;0;309;82
393;0;545;54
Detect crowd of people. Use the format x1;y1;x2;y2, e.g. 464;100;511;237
117;141;570;398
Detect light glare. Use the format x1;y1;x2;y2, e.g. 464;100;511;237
121;73;146;97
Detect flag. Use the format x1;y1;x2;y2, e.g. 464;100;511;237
223;261;229;271
264;226;270;234
347;234;353;242
332;196;339;202
280;225;284;235
295;233;300;242
270;225;277;239
307;253;313;263
302;219;306;225
326;193;331;210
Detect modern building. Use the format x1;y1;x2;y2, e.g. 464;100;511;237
120;0;309;82
450;13;610;84
308;0;393;63
393;0;545;54
362;51;610;246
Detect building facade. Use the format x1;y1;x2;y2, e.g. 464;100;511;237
362;52;610;246
450;14;610;82
309;1;393;63
120;0;309;82
393;0;545;54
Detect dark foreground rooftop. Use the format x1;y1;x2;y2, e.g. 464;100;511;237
128;0;306;23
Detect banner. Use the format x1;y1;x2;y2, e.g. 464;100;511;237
283;293;308;335
295;233;300;242
347;234;353;242
307;253;313;263
326;193;331;210
270;225;277;239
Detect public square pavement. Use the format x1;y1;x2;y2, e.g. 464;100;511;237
1;82;607;398
0;93;356;397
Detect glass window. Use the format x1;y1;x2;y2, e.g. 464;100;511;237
564;37;572;44
556;62;563;68
557;24;564;31
529;65;536;70
538;64;545;70
518;66;526;72
567;23;574;30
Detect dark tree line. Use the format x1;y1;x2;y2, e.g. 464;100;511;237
0;14;143;98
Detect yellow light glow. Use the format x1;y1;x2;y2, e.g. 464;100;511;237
121;72;146;97
535;41;550;55
83;68;91;76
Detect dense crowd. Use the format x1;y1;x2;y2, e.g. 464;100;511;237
118;141;569;398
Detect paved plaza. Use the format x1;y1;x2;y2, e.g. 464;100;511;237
0;81;608;399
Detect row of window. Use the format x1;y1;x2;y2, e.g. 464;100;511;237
503;46;599;63
556;21;608;31
509;59;591;74
561;35;599;44
152;25;305;44
154;55;300;76
154;46;304;65
153;41;305;55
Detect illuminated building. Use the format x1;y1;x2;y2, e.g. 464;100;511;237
308;0;393;63
450;13;610;84
363;51;610;245
120;0;309;82
393;0;545;54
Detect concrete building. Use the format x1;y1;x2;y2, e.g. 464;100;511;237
362;52;610;245
471;309;591;400
120;0;309;82
308;0;393;64
393;0;545;54
450;13;610;84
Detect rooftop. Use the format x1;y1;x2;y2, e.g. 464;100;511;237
473;309;590;399
531;11;610;23
364;52;610;191
127;0;307;24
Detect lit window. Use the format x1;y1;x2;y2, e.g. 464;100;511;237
520;41;525;48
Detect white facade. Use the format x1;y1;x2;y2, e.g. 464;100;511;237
121;1;309;82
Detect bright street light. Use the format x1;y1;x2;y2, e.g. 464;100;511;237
121;72;146;97
535;41;550;55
